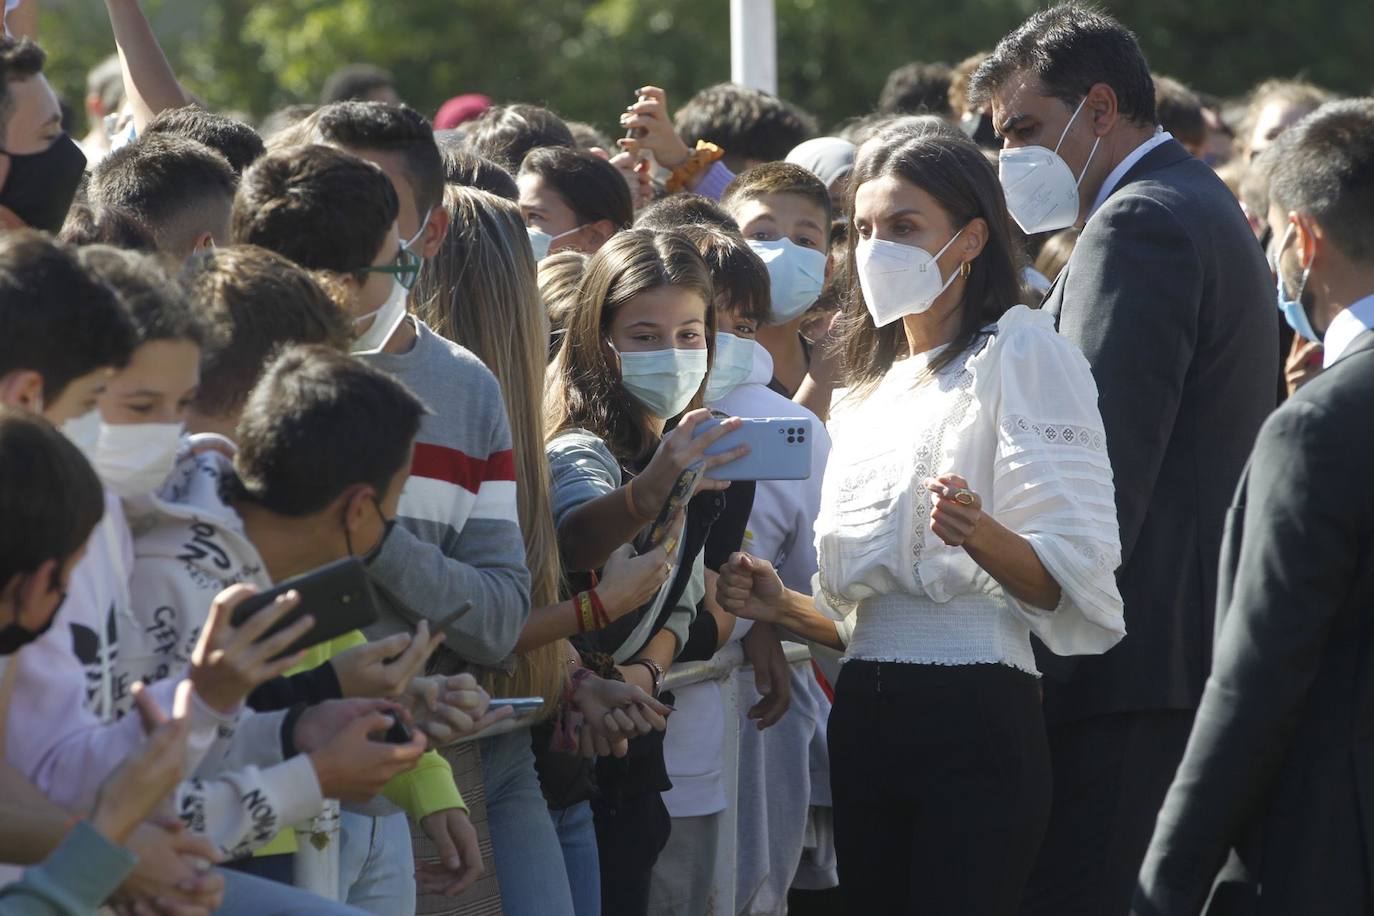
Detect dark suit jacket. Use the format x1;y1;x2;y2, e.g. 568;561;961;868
1134;329;1374;916
1040;139;1279;722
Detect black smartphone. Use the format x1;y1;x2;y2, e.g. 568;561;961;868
377;710;413;745
229;556;380;660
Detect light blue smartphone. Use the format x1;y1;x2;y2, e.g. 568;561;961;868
695;417;814;481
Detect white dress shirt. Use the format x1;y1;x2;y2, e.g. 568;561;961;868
1322;293;1374;367
1088;129;1174;219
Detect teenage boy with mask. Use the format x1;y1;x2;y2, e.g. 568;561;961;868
0;37;86;233
233;144;522;903
969;7;1277;913
233;142;530;673
721;163;834;399
0;407;208;912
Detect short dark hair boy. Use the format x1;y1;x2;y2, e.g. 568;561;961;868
636;193;739;234
674;83;816;172
305;102;444;221
88;133;238;261
232;345;425;517
143;105;267;175
0;231;135;422
722;162;835;233
466;103;574;173
232;144;399;278
878;61;954;117
182;245;352;423
320;63;398;106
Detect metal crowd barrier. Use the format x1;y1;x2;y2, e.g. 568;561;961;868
293;642;815;902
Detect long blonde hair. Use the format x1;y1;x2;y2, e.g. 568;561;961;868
416;185;565;708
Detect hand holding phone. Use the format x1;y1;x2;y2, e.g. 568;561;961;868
693;417;814;481
632;409;748;520
229;556;380;660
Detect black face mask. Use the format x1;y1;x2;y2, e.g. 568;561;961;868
0;134;87;233
343;496;397;565
0;570;65;655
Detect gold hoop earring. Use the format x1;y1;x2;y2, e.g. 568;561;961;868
960;260;971;278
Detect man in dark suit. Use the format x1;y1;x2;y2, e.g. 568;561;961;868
969;6;1279;913
1136;99;1374;916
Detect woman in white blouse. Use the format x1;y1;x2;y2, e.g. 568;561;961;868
717;128;1125;914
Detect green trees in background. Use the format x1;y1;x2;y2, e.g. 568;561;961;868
39;0;1374;136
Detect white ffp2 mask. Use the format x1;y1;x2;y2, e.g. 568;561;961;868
997;96;1100;235
855;228;966;328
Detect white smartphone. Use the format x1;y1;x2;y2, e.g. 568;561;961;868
695;417;814;481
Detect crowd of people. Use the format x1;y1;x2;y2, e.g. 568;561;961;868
0;0;1371;913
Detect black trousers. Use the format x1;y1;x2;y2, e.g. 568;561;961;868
1019;709;1195;916
828;661;1051;916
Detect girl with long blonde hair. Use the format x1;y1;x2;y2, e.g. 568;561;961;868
415;186;670;916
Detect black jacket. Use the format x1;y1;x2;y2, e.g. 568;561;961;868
1039;139;1279;722
1135;330;1374;916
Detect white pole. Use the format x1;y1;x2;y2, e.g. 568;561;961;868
292;800;341;899
730;0;778;95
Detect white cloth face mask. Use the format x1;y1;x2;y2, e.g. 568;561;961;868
704;332;758;403
855;227;966;328
351;277;409;354
93;420;184;499
60;408;102;460
997;96;1100;235
747;238;828;323
615;346;709;419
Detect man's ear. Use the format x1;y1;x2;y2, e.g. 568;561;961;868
12;558;61;632
0;370;44;412
1085;82;1121;137
193;232;216;255
419;206;451;259
340;484;376;535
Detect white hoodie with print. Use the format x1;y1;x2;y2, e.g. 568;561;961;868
4;441;323;861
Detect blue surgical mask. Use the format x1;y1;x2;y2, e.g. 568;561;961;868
527;225;585;263
748;238;827;324
704;332;757;403
1271;223;1321;342
615;346;708;419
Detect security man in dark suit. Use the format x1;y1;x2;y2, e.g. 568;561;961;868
969;6;1278;913
1136;98;1374;916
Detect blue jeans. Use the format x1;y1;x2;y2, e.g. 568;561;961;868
551;801;601;916
338;810;416;914
481;729;576;916
217;867;366;914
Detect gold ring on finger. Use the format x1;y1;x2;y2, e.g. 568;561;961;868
953;488;976;506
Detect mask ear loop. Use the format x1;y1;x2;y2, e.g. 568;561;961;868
1054;96;1102;186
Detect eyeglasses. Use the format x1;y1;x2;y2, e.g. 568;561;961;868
356;246;422;290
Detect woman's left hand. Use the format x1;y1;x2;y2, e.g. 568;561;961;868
925;474;984;547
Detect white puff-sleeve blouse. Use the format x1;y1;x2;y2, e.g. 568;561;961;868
813;305;1125;674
